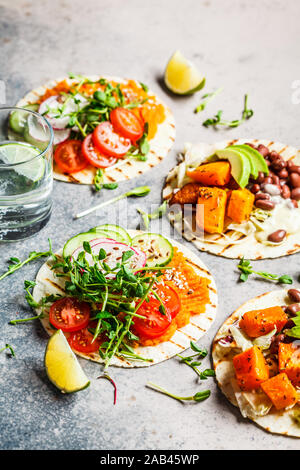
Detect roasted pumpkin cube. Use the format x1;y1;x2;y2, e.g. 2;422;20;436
187;161;231;186
196;187;227;234
278;342;300;387
233;345;269;391
261;373;297;410
239;306;288;338
226;188;255;224
169;182;201;206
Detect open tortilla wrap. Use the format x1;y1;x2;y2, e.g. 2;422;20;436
16;75;176;185
32;230;218;368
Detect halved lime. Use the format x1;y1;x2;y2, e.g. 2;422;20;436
0;142;45;181
164;50;206;95
44;329;90;394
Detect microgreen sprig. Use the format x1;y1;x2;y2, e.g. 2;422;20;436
0;239;56;282
203;94;254;128
75;186;151;219
146;382;211;403
137;200;168;229
194;87;223;113
237;258;293;284
93;169;119;192
0;343;15;356
176;341;215;379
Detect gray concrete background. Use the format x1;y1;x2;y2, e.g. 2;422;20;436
0;0;300;450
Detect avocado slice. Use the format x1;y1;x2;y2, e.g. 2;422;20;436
228;144;269;179
215;148;251;188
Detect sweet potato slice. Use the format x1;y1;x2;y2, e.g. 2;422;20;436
278;342;300;387
169;182;201;206
226;188;255;224
239;306;288;338
196;187;227;234
233;346;269;391
187;161;231;186
261;373;297;410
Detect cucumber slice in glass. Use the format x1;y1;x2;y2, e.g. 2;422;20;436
131;232;173;267
89;224;132;244
9;104;39;135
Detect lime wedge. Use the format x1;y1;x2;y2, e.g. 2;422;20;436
0;142;45;181
164;50;206;95
45;329;90;393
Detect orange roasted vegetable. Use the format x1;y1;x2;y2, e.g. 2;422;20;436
233;346;269;391
169;182;201;206
261;373;297;410
226;188;255;224
196;187;227;234
278;342;300;387
239;306;288;338
187;161;231;186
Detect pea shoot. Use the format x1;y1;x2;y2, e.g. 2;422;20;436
75;185;151;219
137;200;168;229
194;87;223;113
177;341;215;379
237;258;293;284
0;239;56;283
203;94;254;128
146;382;211;403
0;343;15;357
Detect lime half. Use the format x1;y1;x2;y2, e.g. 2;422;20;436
0;142;45;181
164;50;205;95
45;329;90;394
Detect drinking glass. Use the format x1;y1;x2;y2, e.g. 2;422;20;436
0;106;53;241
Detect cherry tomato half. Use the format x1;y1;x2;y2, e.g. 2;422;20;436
133;293;172;339
110;107;144;142
82;133;117;168
68;326;102;354
54;139;88;174
92;121;131;158
154;284;181;319
49;297;90;332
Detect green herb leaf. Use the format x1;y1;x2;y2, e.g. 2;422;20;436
237;257;292;284
203;94;254;128
194;87;223;113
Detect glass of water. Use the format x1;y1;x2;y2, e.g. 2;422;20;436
0;106;53;241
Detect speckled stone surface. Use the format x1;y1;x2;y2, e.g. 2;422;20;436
0;0;300;450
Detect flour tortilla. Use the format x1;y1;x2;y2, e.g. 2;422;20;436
212;289;300;437
32;230;217;368
16;75;175;185
163;138;300;260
